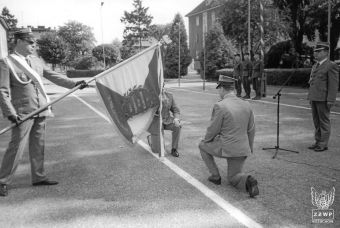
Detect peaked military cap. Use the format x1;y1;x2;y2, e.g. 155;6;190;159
13;28;35;42
314;42;329;51
216;75;237;89
234;53;240;57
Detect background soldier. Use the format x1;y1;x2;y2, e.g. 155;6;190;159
251;53;263;100
241;52;252;99
233;53;242;97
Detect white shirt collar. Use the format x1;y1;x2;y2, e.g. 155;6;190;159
318;58;327;65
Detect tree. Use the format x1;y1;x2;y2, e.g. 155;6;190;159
273;0;340;57
219;0;288;55
305;0;340;60
163;13;192;78
92;44;120;68
58;21;96;64
120;0;153;58
149;23;172;41
36;33;67;70
199;25;235;80
1;7;17;29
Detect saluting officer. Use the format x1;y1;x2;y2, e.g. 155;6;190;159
233;53;242;97
251;53;264;100
199;75;259;198
241;52;252;99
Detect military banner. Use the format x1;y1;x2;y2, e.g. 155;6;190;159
95;44;163;144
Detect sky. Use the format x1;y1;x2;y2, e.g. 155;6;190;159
2;0;203;44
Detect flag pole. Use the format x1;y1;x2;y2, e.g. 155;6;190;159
158;46;165;158
91;43;162;83
1;43;164;136
0;83;86;136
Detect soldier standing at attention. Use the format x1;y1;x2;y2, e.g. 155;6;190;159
241;53;252;99
308;42;339;152
251;53;263;100
233;54;242;97
199;75;259;198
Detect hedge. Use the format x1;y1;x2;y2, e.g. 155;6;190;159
66;70;104;78
216;68;340;90
265;68;311;87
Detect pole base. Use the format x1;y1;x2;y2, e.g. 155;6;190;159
263;146;299;159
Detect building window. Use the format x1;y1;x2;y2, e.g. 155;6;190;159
196;33;199;44
196;16;199;26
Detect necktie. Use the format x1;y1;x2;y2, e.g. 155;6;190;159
315;62;320;69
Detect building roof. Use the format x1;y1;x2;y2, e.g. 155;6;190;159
185;0;226;17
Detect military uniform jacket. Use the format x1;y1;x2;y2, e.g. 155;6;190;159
242;60;252;77
203;94;255;157
233;62;242;79
0;54;76;118
161;91;180;125
308;60;339;103
251;60;264;79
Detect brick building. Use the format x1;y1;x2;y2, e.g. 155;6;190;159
185;0;226;70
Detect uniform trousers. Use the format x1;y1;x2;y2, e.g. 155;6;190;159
311;101;331;147
0;117;47;184
252;77;261;97
235;78;242;97
148;118;181;153
242;77;251;97
199;141;248;192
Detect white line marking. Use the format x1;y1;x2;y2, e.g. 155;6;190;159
72;94;263;228
169;87;340;115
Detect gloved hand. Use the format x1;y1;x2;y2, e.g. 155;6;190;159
8;115;21;125
75;80;88;89
173;118;181;128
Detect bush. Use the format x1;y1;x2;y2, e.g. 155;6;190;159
265;41;314;68
73;56;102;70
265;68;311;87
66;70;104;78
217;67;340;90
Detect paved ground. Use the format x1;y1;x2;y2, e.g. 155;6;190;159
0;75;339;228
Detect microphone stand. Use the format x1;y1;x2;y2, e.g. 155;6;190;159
263;68;299;159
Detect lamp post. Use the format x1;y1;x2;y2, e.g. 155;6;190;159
328;0;331;59
100;2;106;69
248;0;251;55
178;22;181;87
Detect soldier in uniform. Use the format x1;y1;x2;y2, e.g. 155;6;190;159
251;53;263;100
198;75;259;198
148;83;181;157
308;42;339;152
0;29;87;197
233;54;242;97
241;52;252;99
